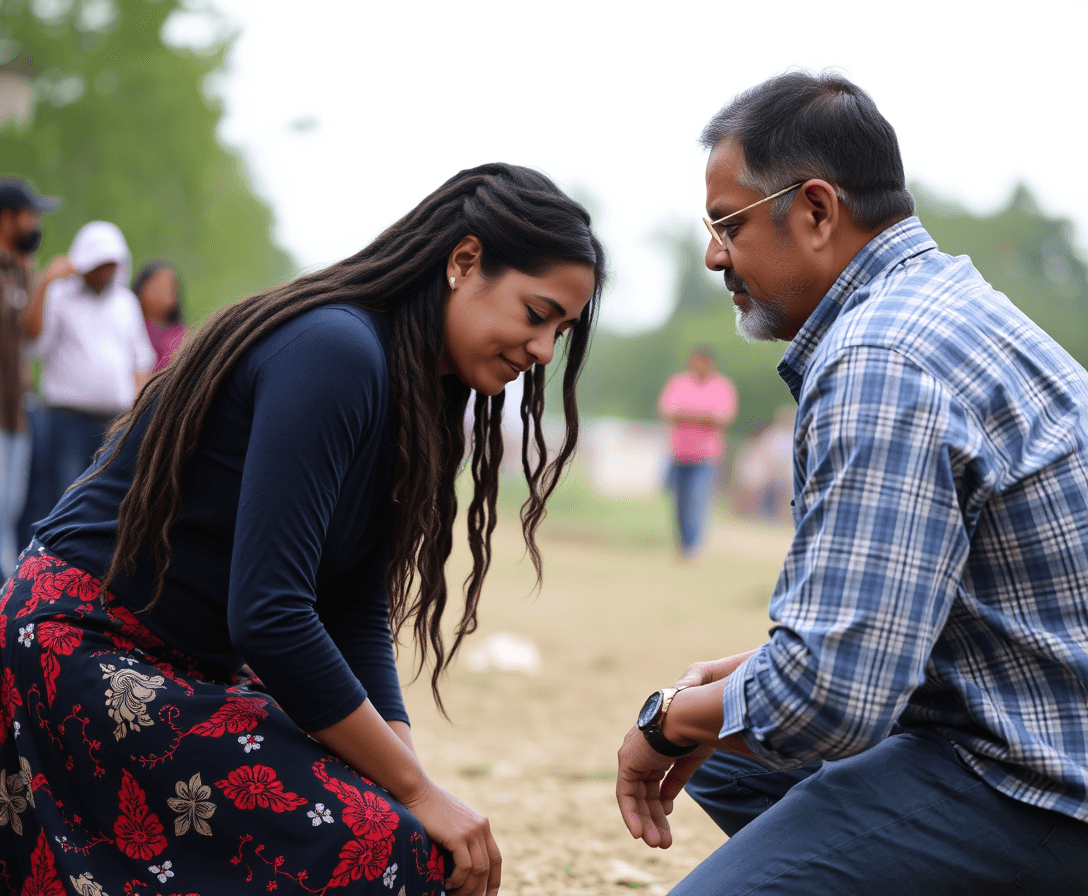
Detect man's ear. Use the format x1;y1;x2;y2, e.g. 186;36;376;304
795;179;839;252
447;235;483;285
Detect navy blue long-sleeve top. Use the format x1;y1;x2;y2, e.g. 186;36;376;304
35;304;407;731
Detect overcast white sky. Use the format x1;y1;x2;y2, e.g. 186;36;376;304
176;0;1088;334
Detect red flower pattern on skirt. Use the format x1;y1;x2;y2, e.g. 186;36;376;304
0;666;22;746
3;552;450;894
22;829;64;896
425;842;445;882
323;776;400;842
216;764;307;813
36;620;83;707
188;696;269;737
48;566;102;603
113;769;168;861
329;835;395;887
16;552;56;581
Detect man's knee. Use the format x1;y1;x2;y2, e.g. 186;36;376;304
684;751;817;837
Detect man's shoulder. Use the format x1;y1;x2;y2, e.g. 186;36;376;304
814;248;1087;406
829;250;1008;353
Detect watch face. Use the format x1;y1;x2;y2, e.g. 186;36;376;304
637;691;664;729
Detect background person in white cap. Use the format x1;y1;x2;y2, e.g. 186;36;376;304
0;176;60;577
21;220;155;527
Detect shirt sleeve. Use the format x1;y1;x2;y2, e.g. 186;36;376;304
126;292;157;373
658;374;683;416
318;538;408;725
720;345;973;767
226;312;392;731
29;278;65;360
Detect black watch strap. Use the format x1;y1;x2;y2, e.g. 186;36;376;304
637;687;699;757
642;725;699;757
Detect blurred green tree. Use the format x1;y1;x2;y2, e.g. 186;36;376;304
575;185;1088;440
0;0;293;321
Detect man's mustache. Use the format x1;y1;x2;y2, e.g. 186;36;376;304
724;274;749;294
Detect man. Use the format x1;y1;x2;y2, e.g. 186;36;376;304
21;220;155;528
0;177;59;577
658;347;737;556
616;72;1088;893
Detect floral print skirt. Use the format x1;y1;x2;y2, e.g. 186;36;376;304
0;545;448;895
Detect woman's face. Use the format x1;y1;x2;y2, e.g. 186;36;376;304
443;249;595;397
138;268;179;323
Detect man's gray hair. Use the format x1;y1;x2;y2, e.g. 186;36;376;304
702;71;915;231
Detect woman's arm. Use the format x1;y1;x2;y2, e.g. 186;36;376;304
311;701;500;896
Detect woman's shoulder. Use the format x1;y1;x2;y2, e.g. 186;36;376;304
248;304;390;374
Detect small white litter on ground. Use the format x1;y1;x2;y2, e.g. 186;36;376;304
465;632;542;675
608;858;657;887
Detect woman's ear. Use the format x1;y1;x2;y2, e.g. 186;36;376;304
447;235;483;286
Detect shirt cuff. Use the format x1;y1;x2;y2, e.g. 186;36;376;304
718;651;811;771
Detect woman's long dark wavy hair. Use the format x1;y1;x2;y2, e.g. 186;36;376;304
91;163;605;712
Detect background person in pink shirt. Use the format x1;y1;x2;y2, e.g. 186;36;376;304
658;347;738;556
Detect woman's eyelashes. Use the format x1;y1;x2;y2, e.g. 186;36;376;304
526;305;568;341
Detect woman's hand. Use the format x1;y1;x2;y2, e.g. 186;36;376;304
402;780;501;896
309;702;498;893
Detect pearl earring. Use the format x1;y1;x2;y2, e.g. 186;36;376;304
449;277;455;286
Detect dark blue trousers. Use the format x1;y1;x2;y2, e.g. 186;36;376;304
677;729;1088;894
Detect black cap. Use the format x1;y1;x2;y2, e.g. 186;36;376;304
0;177;61;214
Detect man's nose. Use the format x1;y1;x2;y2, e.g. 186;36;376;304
705;238;731;273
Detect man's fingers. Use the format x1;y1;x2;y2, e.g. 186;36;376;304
643;780;672;848
617;789;646;839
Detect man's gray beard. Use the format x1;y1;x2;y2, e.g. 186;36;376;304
735;295;789;343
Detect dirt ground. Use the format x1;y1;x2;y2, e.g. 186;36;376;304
399;516;793;895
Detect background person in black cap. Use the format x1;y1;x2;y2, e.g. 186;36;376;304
0;176;59;578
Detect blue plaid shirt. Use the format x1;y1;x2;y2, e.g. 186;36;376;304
720;217;1088;822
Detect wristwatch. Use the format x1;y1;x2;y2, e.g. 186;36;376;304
637;687;699;757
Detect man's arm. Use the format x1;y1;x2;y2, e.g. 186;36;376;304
616;649;760;848
23;255;74;339
724;347;968;768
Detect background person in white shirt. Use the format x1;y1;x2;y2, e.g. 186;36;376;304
21;220;155;529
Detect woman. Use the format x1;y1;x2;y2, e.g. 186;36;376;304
0;164;605;895
132;260;187;371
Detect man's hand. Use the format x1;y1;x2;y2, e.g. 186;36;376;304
39;255;76;283
674;649;760;689
616;726;714;849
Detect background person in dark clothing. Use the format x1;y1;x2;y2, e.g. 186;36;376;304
0;176;59;577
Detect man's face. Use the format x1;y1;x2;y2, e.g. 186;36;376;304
82;262;117;294
703;142;822;342
0;207;42;257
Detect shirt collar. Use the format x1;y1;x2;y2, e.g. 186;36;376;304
777;216;937;401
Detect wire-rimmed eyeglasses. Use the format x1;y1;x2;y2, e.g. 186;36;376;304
702;183;803;247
